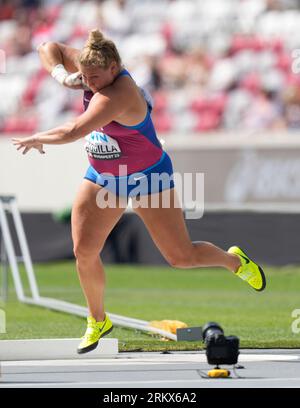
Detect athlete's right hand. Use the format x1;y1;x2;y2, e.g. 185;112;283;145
63;71;90;90
12;136;45;155
51;64;90;90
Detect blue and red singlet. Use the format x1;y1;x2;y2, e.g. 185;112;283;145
83;69;174;197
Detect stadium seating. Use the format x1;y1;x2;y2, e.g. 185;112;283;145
1;0;300;134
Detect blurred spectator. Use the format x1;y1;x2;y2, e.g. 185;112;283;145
101;0;132;38
0;0;16;20
243;90;283;130
282;85;300;128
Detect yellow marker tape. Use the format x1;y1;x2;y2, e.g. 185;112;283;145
208;369;230;378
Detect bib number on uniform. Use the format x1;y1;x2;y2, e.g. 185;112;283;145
85;131;122;160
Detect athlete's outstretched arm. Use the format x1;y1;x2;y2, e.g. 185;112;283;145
12;89;128;154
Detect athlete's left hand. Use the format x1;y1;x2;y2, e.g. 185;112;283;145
12;135;45;155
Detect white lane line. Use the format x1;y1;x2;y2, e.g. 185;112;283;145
1;354;299;367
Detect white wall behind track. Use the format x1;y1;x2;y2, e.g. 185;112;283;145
2;132;300;211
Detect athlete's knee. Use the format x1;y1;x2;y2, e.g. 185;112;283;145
73;242;102;263
166;247;196;269
73;244;89;261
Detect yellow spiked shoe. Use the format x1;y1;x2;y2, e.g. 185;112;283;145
77;314;113;354
228;246;266;292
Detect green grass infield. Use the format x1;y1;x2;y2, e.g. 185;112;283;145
1;261;300;351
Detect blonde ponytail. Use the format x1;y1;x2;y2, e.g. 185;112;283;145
79;29;122;69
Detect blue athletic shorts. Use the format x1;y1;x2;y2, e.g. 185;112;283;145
84;151;175;198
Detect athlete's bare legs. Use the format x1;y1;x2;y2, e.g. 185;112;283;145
71;180;127;321
132;189;241;272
